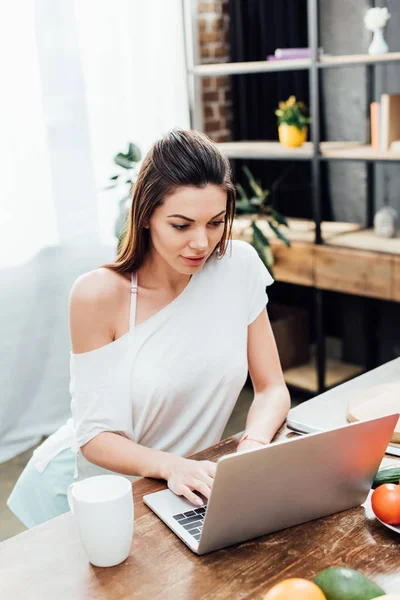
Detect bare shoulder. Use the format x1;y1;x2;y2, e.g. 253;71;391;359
69;268;130;354
70;267;128;306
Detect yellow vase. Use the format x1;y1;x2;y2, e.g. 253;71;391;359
278;124;307;147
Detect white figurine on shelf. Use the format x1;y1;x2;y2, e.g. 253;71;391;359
364;7;391;55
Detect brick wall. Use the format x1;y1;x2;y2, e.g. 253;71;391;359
198;0;232;142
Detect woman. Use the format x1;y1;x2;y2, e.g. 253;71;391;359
8;129;290;527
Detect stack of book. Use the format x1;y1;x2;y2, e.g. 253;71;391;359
370;94;400;152
267;47;324;61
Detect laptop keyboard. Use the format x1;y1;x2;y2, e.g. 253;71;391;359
173;506;206;541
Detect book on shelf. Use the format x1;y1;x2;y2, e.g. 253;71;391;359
370;101;380;151
381;93;400;151
370;93;400;152
267;47;323;60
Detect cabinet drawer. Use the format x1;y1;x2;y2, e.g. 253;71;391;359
315;246;392;300
394;256;400;302
271;241;314;287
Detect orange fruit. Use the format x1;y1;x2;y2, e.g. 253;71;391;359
263;578;327;600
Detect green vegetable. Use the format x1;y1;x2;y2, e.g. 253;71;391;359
313;567;386;600
372;465;400;489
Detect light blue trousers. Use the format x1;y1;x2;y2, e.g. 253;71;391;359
7;448;75;529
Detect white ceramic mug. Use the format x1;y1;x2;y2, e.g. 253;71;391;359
67;474;134;567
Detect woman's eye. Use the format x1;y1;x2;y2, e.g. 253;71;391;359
171;224;189;230
171;221;224;231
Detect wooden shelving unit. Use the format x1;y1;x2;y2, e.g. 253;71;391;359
190;52;400;77
327;228;400;254
232;216;362;243
216;141;400;162
191;58;310;76
319;142;400;162
233;217;400;301
216;141;313;160
319;51;400;68
184;0;400;394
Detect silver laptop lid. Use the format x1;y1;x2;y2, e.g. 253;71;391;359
197;414;398;554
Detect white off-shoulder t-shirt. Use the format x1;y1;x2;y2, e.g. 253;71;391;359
32;240;273;481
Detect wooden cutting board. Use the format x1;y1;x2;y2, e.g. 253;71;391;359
347;382;400;443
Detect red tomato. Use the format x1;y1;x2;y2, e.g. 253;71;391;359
371;484;400;525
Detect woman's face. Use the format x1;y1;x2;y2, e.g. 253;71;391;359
147;184;227;274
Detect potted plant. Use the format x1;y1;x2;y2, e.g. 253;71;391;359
235;166;291;272
275;96;311;148
105;142;142;250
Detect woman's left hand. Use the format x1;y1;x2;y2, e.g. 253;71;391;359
236;439;267;453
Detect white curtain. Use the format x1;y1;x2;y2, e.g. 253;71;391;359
0;0;190;462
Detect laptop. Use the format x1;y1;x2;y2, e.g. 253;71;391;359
287;358;400;457
144;414;398;555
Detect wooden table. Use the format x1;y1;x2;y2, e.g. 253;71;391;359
0;426;399;599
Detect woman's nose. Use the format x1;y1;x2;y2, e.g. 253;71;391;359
189;228;208;250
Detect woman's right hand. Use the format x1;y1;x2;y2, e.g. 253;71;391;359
166;457;216;506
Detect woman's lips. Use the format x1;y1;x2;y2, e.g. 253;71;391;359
181;255;206;265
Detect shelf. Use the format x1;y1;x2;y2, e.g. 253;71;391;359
217;141;313;160
190;53;400;78
216;141;400;162
191;58;310;77
326;228;400;256
232;216;362;244
284;357;364;393
319;142;400;162
319;51;400;69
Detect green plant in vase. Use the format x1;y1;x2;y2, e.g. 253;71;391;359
235;166;290;272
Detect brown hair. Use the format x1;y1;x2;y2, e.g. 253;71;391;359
105;129;236;275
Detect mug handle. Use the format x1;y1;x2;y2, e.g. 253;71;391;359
67;483;76;515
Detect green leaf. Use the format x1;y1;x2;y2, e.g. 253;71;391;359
249;197;262;207
268;220;291;247
235;199;258;214
236;182;249;202
252;235;274;269
128;142;141;162
271;208;289;227
252;220;270;246
114;153;136;169
243;166;264;198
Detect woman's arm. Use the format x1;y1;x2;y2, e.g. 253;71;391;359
81;433;214;506
70;270;215;505
238;308;291;452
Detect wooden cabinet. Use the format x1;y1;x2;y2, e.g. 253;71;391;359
233;219;400;302
270;241;314;287
315;246;392;300
394;256;400;302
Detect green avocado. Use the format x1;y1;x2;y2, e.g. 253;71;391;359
313;567;386;600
